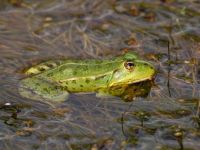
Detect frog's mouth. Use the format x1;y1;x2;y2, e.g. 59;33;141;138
126;78;153;87
110;72;156;87
109;74;155;87
130;74;156;84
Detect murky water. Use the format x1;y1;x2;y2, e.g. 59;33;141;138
0;0;200;149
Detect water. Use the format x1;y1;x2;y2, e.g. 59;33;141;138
0;0;200;149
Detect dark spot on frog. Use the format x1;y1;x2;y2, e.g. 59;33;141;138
73;71;77;75
59;80;68;85
35;82;40;86
71;80;76;84
62;86;68;90
46;63;55;68
43;88;48;92
150;66;154;70
85;79;90;83
143;63;154;69
38;67;46;72
47;73;53;77
54;86;60;90
80;84;83;87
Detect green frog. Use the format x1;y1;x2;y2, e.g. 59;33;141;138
19;52;156;102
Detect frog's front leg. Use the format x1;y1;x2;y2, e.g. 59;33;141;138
96;87;126;99
96;88;118;99
19;77;69;102
96;91;113;98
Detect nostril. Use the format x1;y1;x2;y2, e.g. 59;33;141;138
150;65;154;69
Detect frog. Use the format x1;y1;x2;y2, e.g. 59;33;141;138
18;52;156;102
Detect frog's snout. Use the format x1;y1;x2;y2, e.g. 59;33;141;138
151;72;157;81
136;60;156;80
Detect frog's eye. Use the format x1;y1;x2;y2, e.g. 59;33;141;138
124;61;135;71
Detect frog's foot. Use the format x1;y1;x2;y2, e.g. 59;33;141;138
19;77;69;103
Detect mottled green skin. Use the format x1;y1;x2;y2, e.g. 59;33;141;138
19;52;155;102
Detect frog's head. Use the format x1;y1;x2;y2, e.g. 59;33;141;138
109;53;156;87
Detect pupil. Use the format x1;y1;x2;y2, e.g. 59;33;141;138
128;62;134;66
124;61;135;70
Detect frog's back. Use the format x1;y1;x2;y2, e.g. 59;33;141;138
38;58;123;82
24;53;138;82
24;52;137;77
25;60;66;75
